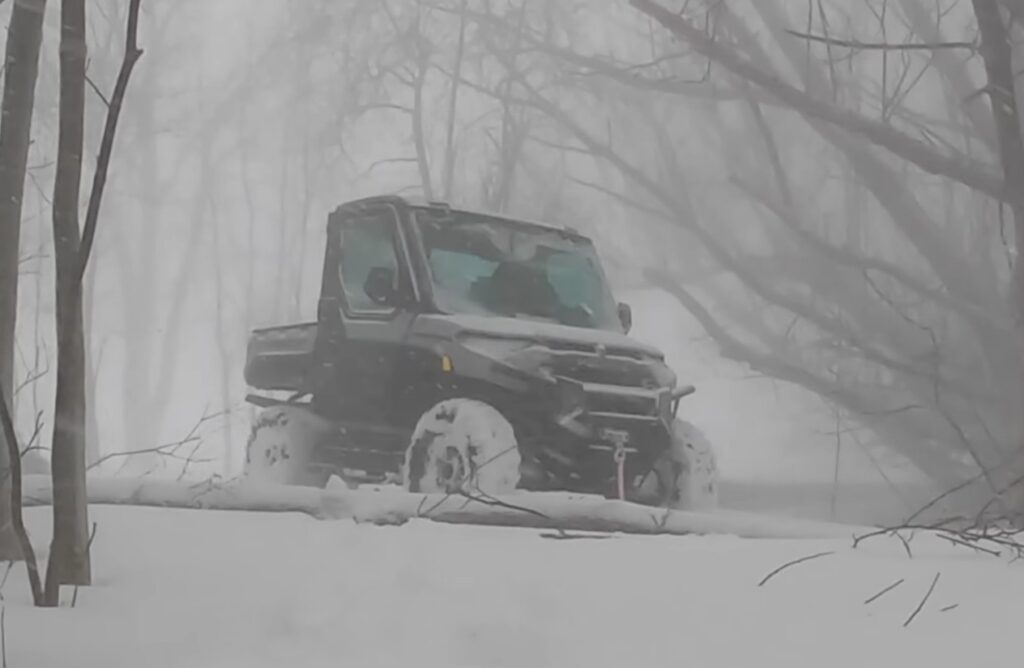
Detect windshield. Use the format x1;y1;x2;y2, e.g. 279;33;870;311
413;208;622;331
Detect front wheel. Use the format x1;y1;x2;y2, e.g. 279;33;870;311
243;405;333;488
402;399;522;495
636;419;719;511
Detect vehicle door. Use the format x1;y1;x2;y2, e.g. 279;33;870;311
319;202;420;431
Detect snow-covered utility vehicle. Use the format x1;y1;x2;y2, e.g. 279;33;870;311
242;195;717;509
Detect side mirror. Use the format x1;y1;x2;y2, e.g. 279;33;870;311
364;267;398;306
617;302;632;334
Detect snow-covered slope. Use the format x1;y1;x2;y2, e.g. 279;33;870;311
7;505;1023;668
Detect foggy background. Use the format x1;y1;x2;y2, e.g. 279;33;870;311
11;0;1020;518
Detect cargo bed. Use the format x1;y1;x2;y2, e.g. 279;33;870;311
243;322;318;392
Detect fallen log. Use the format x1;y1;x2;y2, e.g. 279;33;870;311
21;475;871;539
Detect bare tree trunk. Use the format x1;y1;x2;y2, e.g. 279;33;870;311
441;0;468;201
45;0;144;601
0;0;49;561
973;0;1024;314
412;57;434;200
972;0;1024;515
83;259;101;466
0;386;43;605
45;0;92;600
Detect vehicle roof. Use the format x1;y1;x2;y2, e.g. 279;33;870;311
332;194;590;241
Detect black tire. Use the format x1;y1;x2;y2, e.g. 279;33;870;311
243;405;333;488
636;418;719;510
402;399;521;495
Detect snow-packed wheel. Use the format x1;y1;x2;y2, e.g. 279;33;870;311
636;419;718;511
243;405;334;488
402;399;522;495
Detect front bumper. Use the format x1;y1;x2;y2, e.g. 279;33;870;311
551;376;688;442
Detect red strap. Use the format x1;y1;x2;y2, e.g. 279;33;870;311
614;446;627;501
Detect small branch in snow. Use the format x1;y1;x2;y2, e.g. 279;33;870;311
416;492;458;519
757;551;836;587
853;519;1024;561
651;506;673;531
458;489;556;524
863;578;904;605
935;532;1001;557
903;572;941;627
89;411;222;475
852;523;928;557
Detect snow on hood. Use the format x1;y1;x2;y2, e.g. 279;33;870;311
414;313;664;358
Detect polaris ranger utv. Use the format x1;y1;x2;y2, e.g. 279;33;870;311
242;195;717;510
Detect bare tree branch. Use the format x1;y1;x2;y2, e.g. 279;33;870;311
77;0;144;284
785;28;975;52
628;0;1010;203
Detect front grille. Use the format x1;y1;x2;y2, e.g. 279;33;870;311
587;391;658;417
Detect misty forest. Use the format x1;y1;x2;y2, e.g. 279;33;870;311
0;0;1023;665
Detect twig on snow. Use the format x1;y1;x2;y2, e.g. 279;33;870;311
903;572;941;627
863;578;904;605
854;517;1024;562
651;506;673;531
458;489;558;523
758;551;836;587
417;491;456;518
852;524;920;558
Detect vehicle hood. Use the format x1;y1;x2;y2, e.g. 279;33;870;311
412;313;665;360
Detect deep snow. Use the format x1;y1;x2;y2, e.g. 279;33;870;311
3;286;994;667
5;504;1023;668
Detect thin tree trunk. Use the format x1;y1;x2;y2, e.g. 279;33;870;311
441;0;468;201
972;0;1024;516
0;386;43;605
45;0;92;600
412;58;434;200
45;0;144;600
0;0;49;561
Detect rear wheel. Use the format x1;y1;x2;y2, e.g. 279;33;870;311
402;399;522;495
243;405;333;488
636;419;718;510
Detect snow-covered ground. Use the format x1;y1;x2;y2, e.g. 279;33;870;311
5;286;999;667
5;504;1022;668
